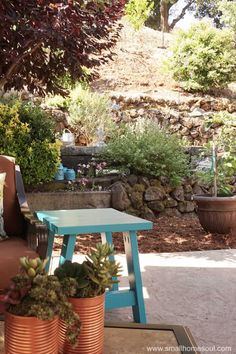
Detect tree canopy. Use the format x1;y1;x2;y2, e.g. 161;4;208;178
0;0;125;95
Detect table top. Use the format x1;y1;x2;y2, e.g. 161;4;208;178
104;323;200;354
36;208;153;235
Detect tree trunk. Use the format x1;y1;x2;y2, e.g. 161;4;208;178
160;0;170;33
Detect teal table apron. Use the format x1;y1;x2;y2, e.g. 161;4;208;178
36;208;153;323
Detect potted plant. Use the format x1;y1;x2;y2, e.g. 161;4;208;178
54;243;122;354
0;257;81;354
193;113;236;234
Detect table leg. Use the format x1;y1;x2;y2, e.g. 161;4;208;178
45;230;55;273
123;231;146;323
101;232;119;291
59;234;76;265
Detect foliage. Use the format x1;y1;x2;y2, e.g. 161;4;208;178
193;0;223;28
68;85;115;145
101;120;190;186
0;257;80;346
0;0;125;95
0;101;60;186
197;112;236;196
55;243;122;298
219;0;236;35
125;0;154;30
166;22;236;92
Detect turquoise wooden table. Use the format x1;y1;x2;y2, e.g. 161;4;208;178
36;208;153;323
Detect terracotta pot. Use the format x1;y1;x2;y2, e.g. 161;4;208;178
193;195;236;234
59;293;105;354
5;312;58;354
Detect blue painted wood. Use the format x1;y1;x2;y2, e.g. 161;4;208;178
35;209;153;235
105;290;136;310
101;232;119;291
35;208;152;323
123;231;147;323
45;230;55;273
59;234;77;265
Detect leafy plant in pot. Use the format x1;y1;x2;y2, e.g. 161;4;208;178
0;257;81;354
54;243;122;354
193;113;236;234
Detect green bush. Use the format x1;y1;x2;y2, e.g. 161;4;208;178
219;0;236;35
167;22;236;92
0;101;60;186
125;0;154;30
68;85;115;145
102;120;190;186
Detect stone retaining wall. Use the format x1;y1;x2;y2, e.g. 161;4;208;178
110;93;236;145
110;175;202;218
51;92;236;146
26;191;111;211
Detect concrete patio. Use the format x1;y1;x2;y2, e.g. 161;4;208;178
1;249;235;354
65;249;236;354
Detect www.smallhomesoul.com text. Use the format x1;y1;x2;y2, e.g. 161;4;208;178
145;345;232;352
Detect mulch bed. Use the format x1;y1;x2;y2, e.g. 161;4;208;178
54;214;236;255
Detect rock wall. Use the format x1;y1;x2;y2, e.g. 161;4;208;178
110;92;236;145
49;92;236;146
110;175;203;218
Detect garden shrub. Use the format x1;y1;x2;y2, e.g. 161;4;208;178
68;85;115;145
0;101;60;186
167;22;236;92
102;120;190;186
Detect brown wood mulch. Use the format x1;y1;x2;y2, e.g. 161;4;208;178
54;214;236;255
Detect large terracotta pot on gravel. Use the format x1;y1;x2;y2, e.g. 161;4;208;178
59;293;105;354
193;195;236;234
4;312;58;354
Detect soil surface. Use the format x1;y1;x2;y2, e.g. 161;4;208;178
91;19;236;99
54;214;236;255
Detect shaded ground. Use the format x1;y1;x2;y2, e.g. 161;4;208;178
54;214;236;255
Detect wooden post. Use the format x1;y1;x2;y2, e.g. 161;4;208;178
212;142;218;197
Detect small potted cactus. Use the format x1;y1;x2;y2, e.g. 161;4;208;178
0;257;80;354
54;243;122;354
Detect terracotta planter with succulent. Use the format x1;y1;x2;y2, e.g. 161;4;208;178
0;257;80;354
55;243;121;354
194;113;236;234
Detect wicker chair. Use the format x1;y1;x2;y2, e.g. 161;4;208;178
0;155;48;290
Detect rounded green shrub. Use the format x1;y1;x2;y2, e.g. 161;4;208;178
0;101;60;186
102;120;190;186
167;22;236;92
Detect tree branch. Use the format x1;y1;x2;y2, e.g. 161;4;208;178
169;0;195;30
0;41;42;90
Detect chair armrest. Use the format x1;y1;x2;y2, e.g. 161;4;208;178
21;208;49;259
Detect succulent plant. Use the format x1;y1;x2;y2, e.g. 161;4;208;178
54;243;122;298
0;258;81;347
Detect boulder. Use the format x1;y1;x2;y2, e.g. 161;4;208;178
138;176;150;188
145;186;166;202
127;174;138;186
130;191;144;209
147;201;165;213
164;197;178;208
178;201;195;213
171;186;185;201
140;206;155;218
111;182;131;211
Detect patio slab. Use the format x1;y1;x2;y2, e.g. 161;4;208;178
0;249;235;354
62;249;236;354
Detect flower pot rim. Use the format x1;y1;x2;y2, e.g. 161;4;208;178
193;194;236;202
69;292;105;301
6;311;58;321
